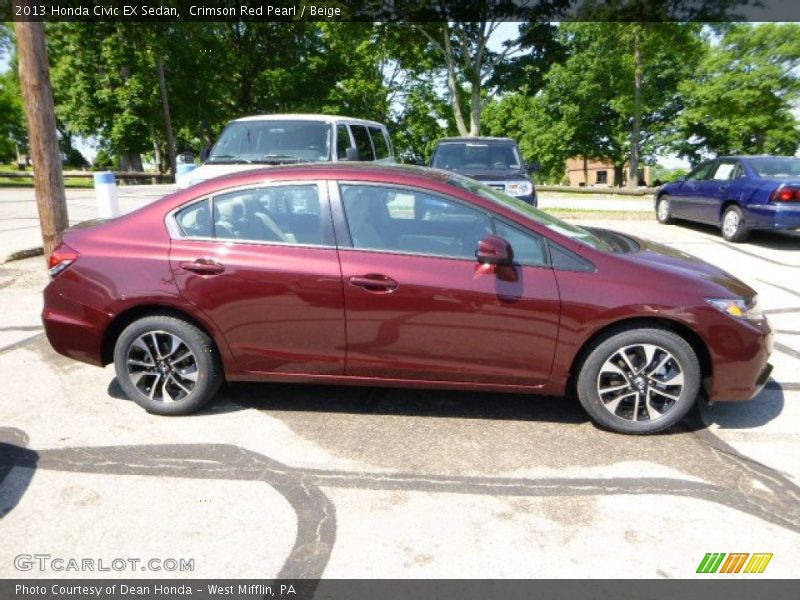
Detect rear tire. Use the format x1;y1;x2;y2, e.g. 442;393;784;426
721;205;749;243
113;315;223;415
576;328;701;434
656;195;673;224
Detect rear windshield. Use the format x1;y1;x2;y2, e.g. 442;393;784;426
432;142;522;171
445;174;614;252
208;120;331;164
746;157;800;178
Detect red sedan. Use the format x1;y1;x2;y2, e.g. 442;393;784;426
42;164;773;434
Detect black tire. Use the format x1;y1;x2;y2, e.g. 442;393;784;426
721;205;750;243
575;328;701;434
656;195;673;224
113;315;223;415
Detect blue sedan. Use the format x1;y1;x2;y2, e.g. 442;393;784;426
656;155;800;242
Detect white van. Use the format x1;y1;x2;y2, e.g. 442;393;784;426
177;114;395;188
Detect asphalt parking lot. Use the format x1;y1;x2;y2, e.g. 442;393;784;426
1;205;799;578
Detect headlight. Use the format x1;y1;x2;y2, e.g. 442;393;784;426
706;296;764;322
506;181;533;196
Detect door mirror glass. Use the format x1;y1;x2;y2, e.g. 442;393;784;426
476;235;514;267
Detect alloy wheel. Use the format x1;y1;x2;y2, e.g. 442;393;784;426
596;343;684;422
126;330;199;403
722;209;740;239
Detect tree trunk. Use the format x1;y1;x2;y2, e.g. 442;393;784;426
614;165;624;187
627;25;643;189
119;153;143;172
583;156;588;186
469;76;481;136
442;25;469;137
151;128;162;173
14;19;69;263
156;57;177;177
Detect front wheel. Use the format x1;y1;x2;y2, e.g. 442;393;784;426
656;195;673;224
114;315;223;415
576;328;701;434
721;205;749;243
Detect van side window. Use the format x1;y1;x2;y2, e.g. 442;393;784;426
350;125;375;161
336;124;350;160
369;126;390;160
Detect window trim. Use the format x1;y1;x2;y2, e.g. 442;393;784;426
165;180;337;249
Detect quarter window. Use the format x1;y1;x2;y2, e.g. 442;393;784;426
340;184;491;259
493;219;547;267
368;126;390;160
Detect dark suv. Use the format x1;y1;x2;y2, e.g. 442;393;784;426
430;137;538;206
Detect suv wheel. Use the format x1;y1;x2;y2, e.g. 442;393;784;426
576;328;701;434
114;315;223;415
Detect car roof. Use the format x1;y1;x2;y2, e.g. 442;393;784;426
706;155;798;161
232;113;387;128
434;137;517;144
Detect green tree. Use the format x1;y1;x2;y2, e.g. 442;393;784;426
674;23;800;161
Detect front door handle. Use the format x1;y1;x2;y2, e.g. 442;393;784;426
348;274;398;293
179;259;225;275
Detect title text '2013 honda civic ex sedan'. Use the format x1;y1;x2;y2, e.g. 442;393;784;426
42;164;773;434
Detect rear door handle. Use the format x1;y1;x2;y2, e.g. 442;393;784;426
348;274;398;293
179;259;225;275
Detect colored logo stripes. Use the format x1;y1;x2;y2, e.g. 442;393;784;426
696;553;773;574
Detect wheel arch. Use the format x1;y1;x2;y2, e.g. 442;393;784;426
567;316;712;397
101;304;224;368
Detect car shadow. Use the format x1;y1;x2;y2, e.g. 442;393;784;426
672;219;800;250
699;380;786;430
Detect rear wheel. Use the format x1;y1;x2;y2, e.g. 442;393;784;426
656;195;673;224
113;315;223;415
576;328;701;434
721;205;749;243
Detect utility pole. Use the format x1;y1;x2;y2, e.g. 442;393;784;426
14;18;69;262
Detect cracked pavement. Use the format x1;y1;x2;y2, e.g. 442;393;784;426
0;213;799;579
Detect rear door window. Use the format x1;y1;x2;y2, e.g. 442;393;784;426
350;125;376;161
336;124;350;160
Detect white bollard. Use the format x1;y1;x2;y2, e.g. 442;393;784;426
93;171;119;219
176;163;197;188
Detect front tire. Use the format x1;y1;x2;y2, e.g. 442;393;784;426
576;328;701;434
721;205;749;243
656;195;673;224
113;315;223;415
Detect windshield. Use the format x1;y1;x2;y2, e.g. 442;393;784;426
445;174;614;252
746;157;800;178
432;142;523;171
208;120;332;164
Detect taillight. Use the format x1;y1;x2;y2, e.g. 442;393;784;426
48;243;79;278
770;185;800;202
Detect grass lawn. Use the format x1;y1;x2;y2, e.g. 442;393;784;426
0;176;94;188
548;208;655;220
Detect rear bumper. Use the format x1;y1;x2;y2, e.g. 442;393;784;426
42;282;108;367
746;203;800;230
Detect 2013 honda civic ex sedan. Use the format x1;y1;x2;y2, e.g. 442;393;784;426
42;164;773;434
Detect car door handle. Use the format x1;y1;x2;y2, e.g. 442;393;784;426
348;274;398;293
179;259;225;275
718;185;728;192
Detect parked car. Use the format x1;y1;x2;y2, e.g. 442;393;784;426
430;137;539;206
178;114;394;188
43;164;772;434
656;155;800;242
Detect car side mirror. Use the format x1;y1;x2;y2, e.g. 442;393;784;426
345;147;360;161
476;235;514;267
526;160;540;173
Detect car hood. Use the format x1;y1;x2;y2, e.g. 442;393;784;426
614;233;756;299
177;163;266;188
445;167;529;181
